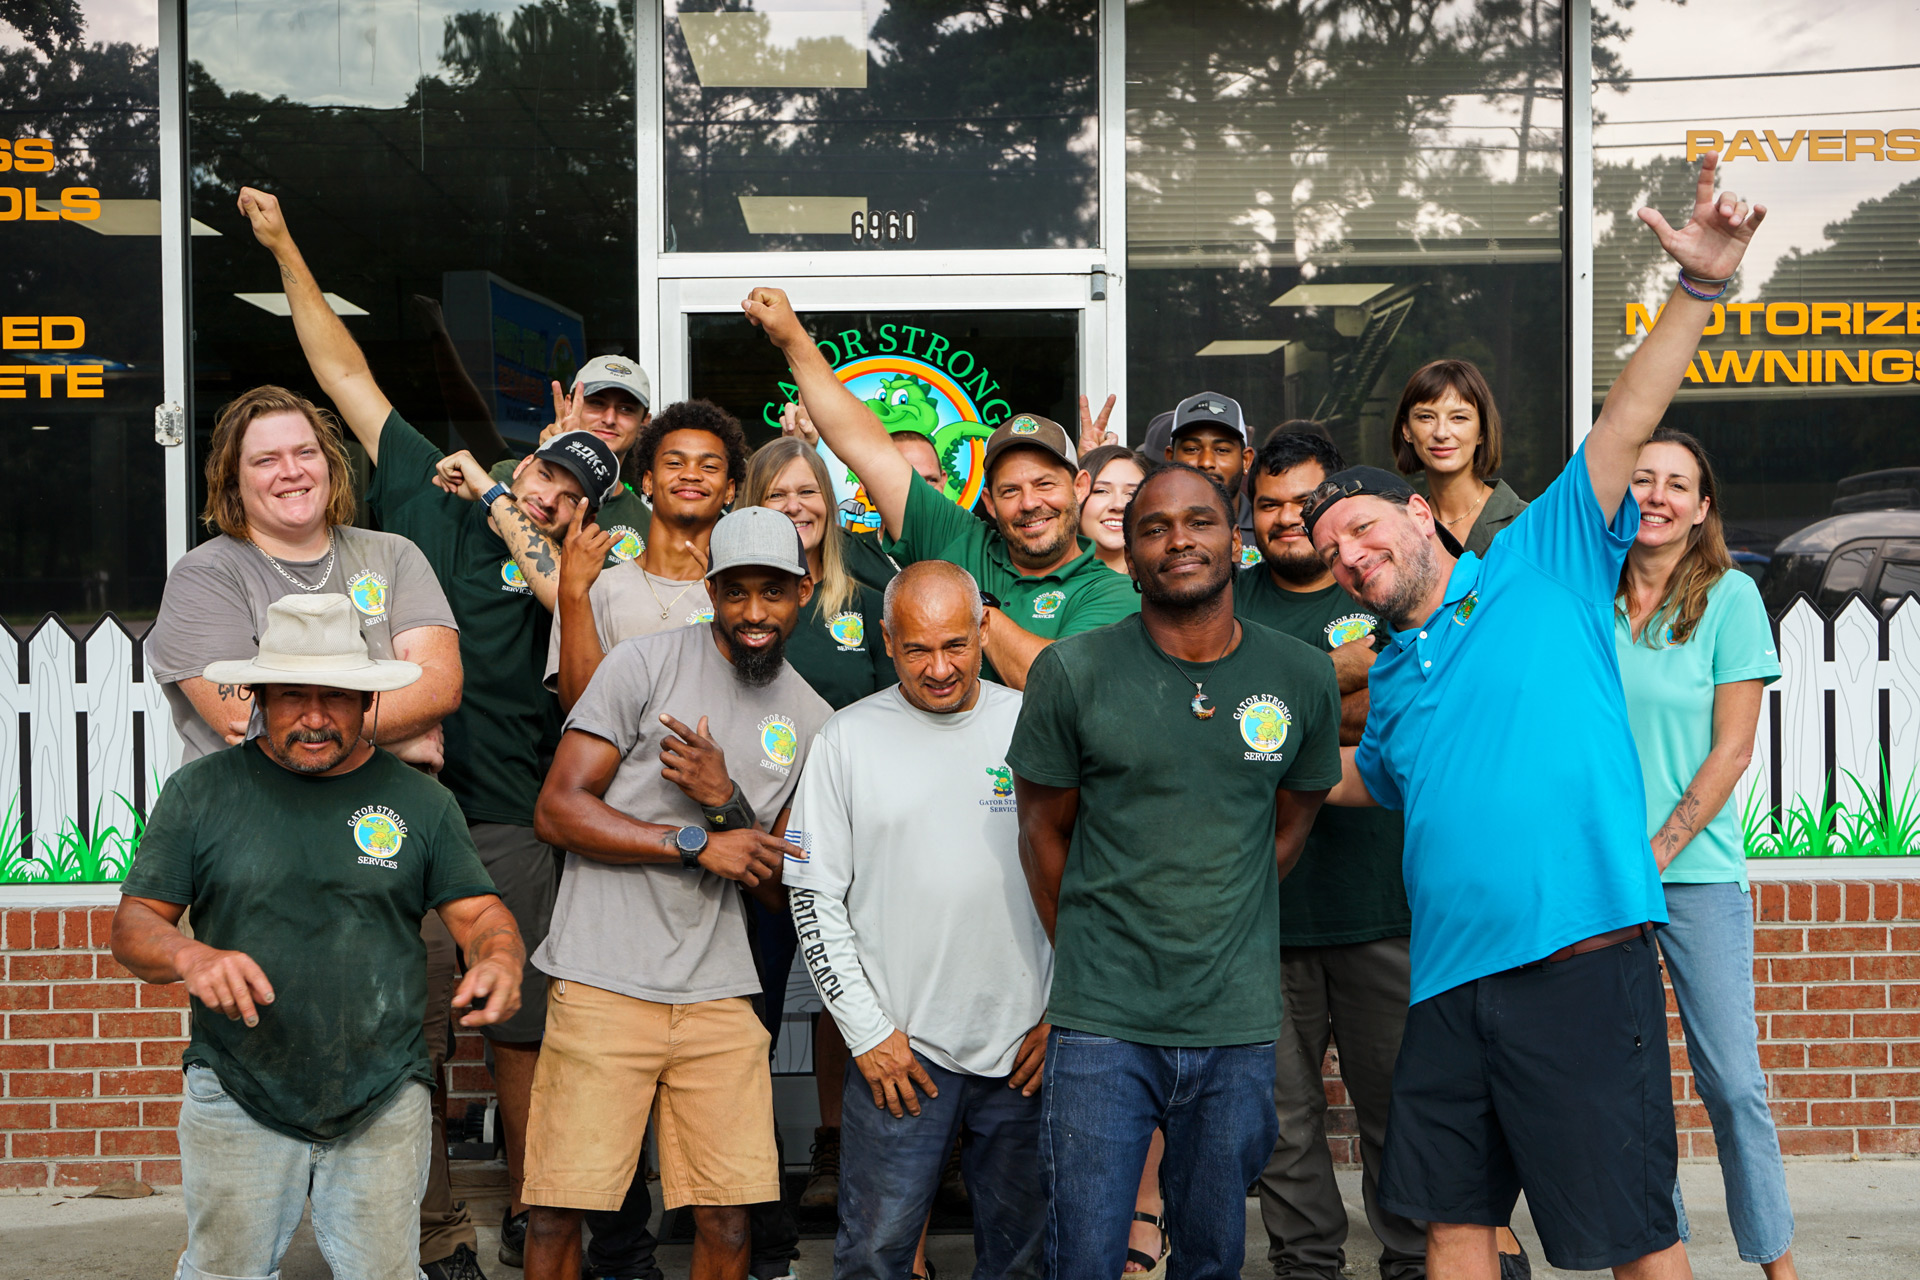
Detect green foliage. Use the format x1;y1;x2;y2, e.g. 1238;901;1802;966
0;792;145;885
1743;754;1920;859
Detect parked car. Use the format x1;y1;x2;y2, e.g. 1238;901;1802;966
1759;510;1920;616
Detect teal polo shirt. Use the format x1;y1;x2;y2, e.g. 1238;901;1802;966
1355;445;1668;1004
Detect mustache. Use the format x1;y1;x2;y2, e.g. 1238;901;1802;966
283;726;344;748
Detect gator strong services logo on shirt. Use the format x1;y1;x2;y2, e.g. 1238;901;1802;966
1325;613;1377;647
828;612;865;650
1031;590;1066;620
759;715;799;773
1235;696;1293;762
348;571;389;620
501;560;531;595
607;526;645;562
351;806;409;868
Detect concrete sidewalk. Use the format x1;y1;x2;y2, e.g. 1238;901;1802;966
2;1161;1916;1279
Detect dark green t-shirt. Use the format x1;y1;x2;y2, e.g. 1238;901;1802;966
1007;613;1341;1045
881;473;1138;681
374;412;555;825
1234;570;1411;946
489;458;653;567
785;582;898;711
122;745;495;1142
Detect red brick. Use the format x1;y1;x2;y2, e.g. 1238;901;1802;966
9;953;95;981
98;1070;182;1097
1772;1072;1853;1098
53;982;138;1011
1897;1100;1920;1125
0;983;50;1010
0;1103;51;1130
94;954;134;981
56;1101;139;1129
3;908;32;950
1894;1043;1920;1067
1856;1013;1920;1038
11;1130;97;1159
1671;1074;1687;1100
141;1159;182;1186
141;1100;181;1127
1672;1101;1710;1128
1875;884;1903;920
1770;1013;1853;1039
451;1033;484;1061
1808;984;1889;1010
1810;1100;1891;1126
1845;883;1873;921
1859;1128;1920;1155
1755;927;1804;953
60;909;90;949
8;1011;93;1039
1856;954;1920;981
1808;927;1889;953
1816;884;1843;922
88;907;116;950
0;1161;49;1189
1811;1041;1889;1068
1756;883;1786;922
33;910;59;949
1760;1043;1807;1069
1778;1127;1856;1156
1669;1041;1691;1072
98;1011;182;1038
1754;984;1804;1011
139;984;189;1009
1788;883;1813;922
1688;1127;1720;1159
1769;1099;1809;1126
137;1040;185;1067
0;1042;50;1070
55;1041;138;1069
8;1072;93;1098
53;1161;136;1188
1894;985;1920;1009
1853;1072;1920;1097
448;1064;493;1093
1903;883;1920;919
101;1128;177;1157
1769;955;1849;983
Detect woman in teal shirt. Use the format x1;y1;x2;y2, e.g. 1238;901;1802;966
1616;429;1795;1278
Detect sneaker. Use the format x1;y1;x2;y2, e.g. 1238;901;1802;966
937;1136;968;1206
749;1267;799;1280
499;1207;529;1269
424;1244;489;1280
799;1126;840;1209
1498;1240;1532;1280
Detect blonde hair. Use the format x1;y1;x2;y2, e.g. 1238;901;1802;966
202;386;357;539
1616;428;1733;646
743;438;858;617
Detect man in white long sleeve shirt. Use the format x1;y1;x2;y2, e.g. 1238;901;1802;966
786;560;1053;1280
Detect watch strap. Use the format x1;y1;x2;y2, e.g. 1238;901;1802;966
480;481;511;508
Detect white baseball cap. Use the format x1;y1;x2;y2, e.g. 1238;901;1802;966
575;355;651;410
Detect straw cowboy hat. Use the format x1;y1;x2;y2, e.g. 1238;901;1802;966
202;594;421;692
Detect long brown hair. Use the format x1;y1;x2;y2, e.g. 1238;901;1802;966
743;438;858;618
1616;428;1732;646
202;386;358;539
1390;359;1503;480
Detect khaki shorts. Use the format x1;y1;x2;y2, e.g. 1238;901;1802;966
522;979;779;1212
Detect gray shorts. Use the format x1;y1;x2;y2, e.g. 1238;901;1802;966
468;821;558;1044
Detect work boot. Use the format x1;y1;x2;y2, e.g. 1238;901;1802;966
499;1206;529;1269
799;1126;840;1209
425;1243;489;1280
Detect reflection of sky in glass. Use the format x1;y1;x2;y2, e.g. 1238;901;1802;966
0;0;155;49
185;0;619;108
1593;0;1920;298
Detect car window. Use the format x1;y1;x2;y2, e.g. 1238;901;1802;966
1876;560;1920;606
1817;544;1879;612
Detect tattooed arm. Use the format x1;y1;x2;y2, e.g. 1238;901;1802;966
1650;678;1764;870
435;893;526;1028
432;448;564;610
176;678;253;745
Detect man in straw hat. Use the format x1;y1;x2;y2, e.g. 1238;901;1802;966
112;594;526;1280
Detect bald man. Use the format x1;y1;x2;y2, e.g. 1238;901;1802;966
785;562;1054;1280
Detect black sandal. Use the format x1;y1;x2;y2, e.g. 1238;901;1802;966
1123;1211;1168;1276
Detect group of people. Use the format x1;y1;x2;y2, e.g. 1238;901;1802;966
106;155;1799;1280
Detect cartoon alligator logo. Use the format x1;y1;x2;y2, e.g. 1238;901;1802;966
986;765;1014;798
860;375;991;502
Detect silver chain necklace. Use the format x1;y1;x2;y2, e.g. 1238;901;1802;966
250;529;337;592
1149;619;1238;719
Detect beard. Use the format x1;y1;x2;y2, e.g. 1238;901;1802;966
1140;550;1233;611
725;625;790;687
1002;496;1081;570
1363;531;1444;630
1263;537;1327;586
270;725;350;774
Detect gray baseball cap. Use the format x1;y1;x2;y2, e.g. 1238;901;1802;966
1171;391;1249;445
705;506;809;580
575;354;652;410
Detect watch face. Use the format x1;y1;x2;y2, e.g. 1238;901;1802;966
675;826;706;853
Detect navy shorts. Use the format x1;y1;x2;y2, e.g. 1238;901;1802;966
1378;931;1680;1272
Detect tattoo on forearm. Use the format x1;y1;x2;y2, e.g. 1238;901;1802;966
216;684;251;702
466;922;525;967
1655;784;1706;859
280;263;296;286
501;503;558;577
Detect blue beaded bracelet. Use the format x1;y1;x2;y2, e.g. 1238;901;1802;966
1677;272;1729;302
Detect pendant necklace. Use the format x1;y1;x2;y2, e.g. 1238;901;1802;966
643;569;700;621
1150;619;1238;719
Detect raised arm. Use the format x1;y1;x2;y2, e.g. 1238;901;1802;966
1651;678;1763;870
1014;775;1079;942
555;510;615;709
435;892;526;1028
743;287;915;538
1585;154;1766;521
237;187;394;459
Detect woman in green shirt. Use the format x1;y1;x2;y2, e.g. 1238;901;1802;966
1615;429;1795;1278
1389;358;1527;556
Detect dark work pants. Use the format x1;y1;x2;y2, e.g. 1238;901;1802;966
1258;936;1426;1280
420;913;478;1265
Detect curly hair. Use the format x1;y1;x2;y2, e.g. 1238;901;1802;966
632;399;749;490
202;386;358;539
1120;461;1235;558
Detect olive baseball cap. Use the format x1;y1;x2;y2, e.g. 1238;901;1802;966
1302;465;1465;556
981;414;1077;478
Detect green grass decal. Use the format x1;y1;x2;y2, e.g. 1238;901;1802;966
1743;752;1920;859
0;792;146;885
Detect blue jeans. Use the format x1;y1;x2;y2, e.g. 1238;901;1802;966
1660;882;1796;1264
176;1065;431;1280
1041;1030;1279;1280
837;1052;1045;1280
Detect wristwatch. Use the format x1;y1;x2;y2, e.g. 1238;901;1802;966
480;481;511;509
673;825;708;869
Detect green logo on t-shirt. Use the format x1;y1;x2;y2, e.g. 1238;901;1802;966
1325;613;1377;647
501;560;530;594
986;765;1013;798
759;715;798;770
348;571;389;617
350;806;409;865
687;604;714;624
1235;696;1292;759
828;611;865;650
608;526;645;562
1453;591;1479;625
1239;545;1261;569
1032;590;1065;620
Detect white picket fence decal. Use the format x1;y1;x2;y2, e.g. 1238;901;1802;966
0;615;179;884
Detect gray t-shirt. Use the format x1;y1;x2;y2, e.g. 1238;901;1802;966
534;624;832;1003
544;560;711;690
146;529;457;762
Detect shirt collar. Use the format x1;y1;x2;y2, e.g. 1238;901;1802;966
990;532;1102;585
1386;551;1482;650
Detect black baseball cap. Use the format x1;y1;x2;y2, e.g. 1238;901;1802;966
533;430;622;509
1302;465;1465;556
1142;410;1176;459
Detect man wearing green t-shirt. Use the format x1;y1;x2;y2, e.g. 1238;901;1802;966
113;594;524;1280
1235;431;1425;1280
743;287;1137;689
1008;463;1341;1280
240;185;611;1256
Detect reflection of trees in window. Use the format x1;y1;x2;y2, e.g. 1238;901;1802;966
0;0;86;54
663;0;1099;251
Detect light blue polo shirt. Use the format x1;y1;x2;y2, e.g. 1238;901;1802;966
1355;446;1669;1005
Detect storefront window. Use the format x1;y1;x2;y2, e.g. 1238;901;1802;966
0;1;167;626
1125;0;1566;498
662;0;1100;253
186;0;639;483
